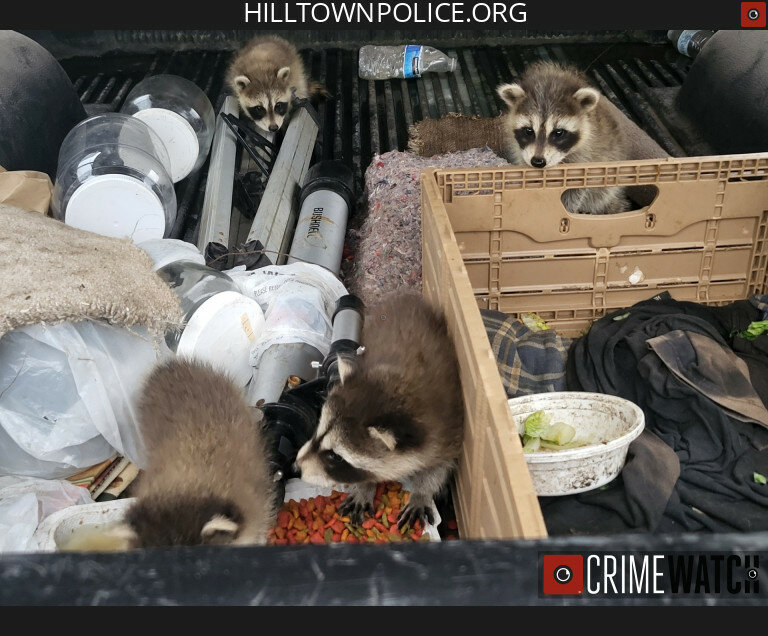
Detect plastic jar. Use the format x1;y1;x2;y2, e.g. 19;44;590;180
156;260;265;386
51;113;177;243
120;74;215;183
136;237;207;271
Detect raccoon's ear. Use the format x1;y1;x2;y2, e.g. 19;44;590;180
201;514;240;542
336;356;357;385
233;75;251;91
103;522;139;549
497;83;525;108
277;66;291;82
573;87;600;112
368;412;425;452
368;426;398;451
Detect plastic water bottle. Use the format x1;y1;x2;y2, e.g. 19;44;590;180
667;30;715;58
358;45;458;80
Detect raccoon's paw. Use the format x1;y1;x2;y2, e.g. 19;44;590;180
397;501;435;530
339;492;375;526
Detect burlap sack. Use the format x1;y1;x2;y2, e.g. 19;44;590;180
0;204;183;338
407;113;507;157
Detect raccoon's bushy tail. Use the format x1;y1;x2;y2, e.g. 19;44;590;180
309;81;332;99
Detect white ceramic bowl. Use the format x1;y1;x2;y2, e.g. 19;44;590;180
508;392;645;496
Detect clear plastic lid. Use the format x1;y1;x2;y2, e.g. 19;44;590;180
155;261;265;385
51;113;177;243
120;74;215;183
156;261;239;340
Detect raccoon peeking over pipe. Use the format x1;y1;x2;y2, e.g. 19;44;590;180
496;61;633;215
227;35;330;134
295;292;465;529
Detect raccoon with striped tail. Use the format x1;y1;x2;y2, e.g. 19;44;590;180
496;61;633;215
295;292;465;529
227;35;330;134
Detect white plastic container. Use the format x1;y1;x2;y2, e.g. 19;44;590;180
52;113;177;243
33;498;135;552
120;75;215;183
507;392;645;496
156;261;265;386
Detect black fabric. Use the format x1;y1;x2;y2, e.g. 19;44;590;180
0;30;87;178
545;292;768;535
676;30;768;155
540;430;681;534
730;296;768;407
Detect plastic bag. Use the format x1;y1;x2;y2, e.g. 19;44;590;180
225;262;348;368
0;321;171;479
0;475;93;553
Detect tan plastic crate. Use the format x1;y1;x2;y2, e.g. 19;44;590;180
421;152;768;540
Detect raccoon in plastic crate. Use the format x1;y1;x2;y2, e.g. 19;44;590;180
497;61;633;215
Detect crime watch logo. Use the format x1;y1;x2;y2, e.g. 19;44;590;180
741;2;767;27
541;553;761;597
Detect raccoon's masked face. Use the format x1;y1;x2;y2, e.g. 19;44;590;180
496;81;600;168
108;495;246;549
295;358;426;486
232;67;293;134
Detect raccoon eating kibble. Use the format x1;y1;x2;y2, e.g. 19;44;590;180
295;292;465;529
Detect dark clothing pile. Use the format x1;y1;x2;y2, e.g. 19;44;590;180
541;292;768;535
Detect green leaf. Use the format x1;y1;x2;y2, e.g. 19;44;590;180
754;472;767;485
524;410;552;438
541;422;576;445
738;321;768;340
521;312;550;331
522;435;541;453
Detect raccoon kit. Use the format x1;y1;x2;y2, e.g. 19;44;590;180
110;358;277;549
227;35;328;134
496;61;633;215
296;292;465;528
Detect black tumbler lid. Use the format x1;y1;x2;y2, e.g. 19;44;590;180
332;294;365;321
299;160;355;211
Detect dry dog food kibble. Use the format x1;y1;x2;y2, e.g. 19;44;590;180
267;482;428;545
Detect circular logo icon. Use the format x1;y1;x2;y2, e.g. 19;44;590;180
554;565;573;585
